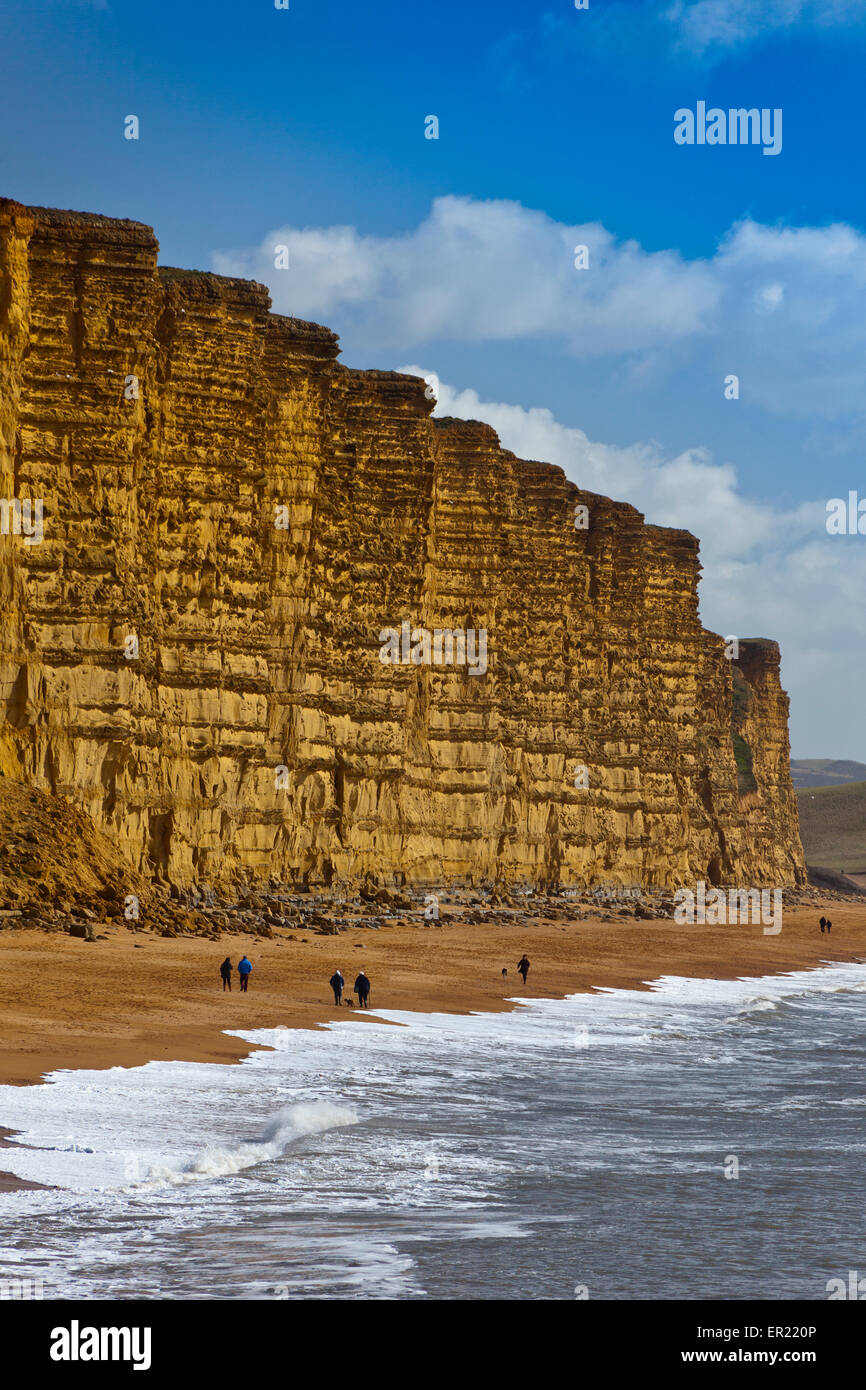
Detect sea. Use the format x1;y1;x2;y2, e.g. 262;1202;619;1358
1;962;865;1301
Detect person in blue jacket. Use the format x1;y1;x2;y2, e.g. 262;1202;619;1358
238;955;252;992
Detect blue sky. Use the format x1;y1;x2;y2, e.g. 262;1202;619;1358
2;0;866;755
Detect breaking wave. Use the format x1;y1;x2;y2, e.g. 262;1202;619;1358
135;1101;357;1189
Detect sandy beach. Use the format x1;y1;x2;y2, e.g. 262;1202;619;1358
0;896;863;1192
1;898;863;1087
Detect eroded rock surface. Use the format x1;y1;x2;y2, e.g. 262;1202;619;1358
0;199;805;892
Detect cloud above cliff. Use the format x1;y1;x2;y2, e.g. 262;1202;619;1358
397;366;866;760
215;198;717;355
399;368;812;566
212;197;866;428
212;196;866;753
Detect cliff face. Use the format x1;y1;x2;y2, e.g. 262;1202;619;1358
0;199;805;892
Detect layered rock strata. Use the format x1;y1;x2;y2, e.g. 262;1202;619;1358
0;199;806;891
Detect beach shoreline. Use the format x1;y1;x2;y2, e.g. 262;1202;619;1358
1;897;863;1085
0;897;863;1193
0;1126;56;1193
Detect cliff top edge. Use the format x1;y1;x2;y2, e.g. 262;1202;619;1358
0;195;722;584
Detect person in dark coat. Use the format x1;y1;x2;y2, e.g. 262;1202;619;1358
517;955;530;984
330;970;344;1006
819;917;826;934
220;957;233;992
354;970;371;1008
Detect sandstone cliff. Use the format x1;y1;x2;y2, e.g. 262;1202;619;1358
0;199;806;893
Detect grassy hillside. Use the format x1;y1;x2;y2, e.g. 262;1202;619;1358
791;758;866;789
797;779;866;873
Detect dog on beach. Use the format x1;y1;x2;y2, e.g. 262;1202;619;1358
344;996;355;1007
501;968;508;977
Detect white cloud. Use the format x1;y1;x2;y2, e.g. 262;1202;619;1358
213;197;866;425
524;1;866;70
399;366;866;758
401;366;812;565
212;197;719;355
754;282;785;313
211;197;866;752
664;0;866;55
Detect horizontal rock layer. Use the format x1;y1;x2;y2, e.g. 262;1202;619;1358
0;199;806;891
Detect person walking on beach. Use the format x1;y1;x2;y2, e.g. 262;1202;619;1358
827;918;832;934
517;954;530;985
220;957;233;992
354;970;371;1008
330;969;344;1006
238;955;252;992
819;917;826;934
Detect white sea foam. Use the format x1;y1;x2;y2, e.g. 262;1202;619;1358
1;960;865;1202
725;995;780;1021
134;1101;357;1189
1;960;866;1300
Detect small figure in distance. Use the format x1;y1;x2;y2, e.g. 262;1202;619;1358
354;969;371;1009
220;956;233;992
238;955;252;992
501;967;508;977
517;955;530;985
819;917;826;934
330;969;344;1006
826;918;832;934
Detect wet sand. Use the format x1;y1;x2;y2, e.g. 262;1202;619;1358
0;1126;55;1193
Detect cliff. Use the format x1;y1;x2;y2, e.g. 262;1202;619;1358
0;198;806;893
